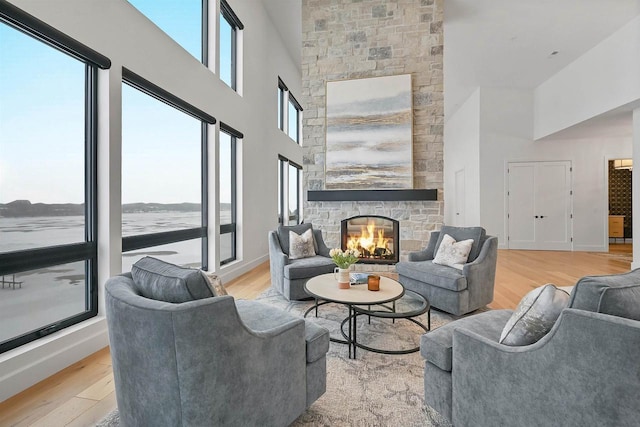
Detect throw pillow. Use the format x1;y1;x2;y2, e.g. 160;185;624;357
200;270;228;296
499;284;570;346
131;256;213;303
276;223;318;255
432;234;473;270
289;228;317;259
434;226;485;262
597;284;640;321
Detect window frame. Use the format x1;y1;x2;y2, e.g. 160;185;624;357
219;122;243;266
0;2;110;354
288;94;302;144
121;67;215;271
278;155;302;226
219;0;243;91
277;77;287;131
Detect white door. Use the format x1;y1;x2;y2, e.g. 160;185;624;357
508;161;572;250
454;169;465;226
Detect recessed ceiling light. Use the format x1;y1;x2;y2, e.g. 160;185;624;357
550;50;559;56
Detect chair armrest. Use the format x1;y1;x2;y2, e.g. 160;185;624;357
462;236;497;275
451;309;640;426
408;231;440;261
313;229;331;257
269;231;289;266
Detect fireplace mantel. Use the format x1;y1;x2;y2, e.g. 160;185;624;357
307;189;437;202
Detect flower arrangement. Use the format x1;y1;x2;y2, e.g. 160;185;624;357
329;248;361;269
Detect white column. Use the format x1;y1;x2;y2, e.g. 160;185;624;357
632;108;640;270
97;66;123;314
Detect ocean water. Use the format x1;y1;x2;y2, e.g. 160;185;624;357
0;211;228;343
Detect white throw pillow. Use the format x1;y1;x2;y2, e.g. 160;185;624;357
432;234;473;270
499;284;570;346
289;229;316;259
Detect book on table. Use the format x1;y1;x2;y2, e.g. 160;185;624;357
350;273;369;285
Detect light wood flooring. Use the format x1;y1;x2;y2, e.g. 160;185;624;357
0;245;632;426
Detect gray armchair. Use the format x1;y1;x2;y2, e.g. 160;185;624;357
421;269;640;426
395;226;497;315
105;258;329;427
269;223;336;300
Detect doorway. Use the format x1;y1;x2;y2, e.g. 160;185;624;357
507;161;573;250
608;159;632;255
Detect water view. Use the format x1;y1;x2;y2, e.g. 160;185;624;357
0;209;230;343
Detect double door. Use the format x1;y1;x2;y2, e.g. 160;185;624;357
507;161;572;250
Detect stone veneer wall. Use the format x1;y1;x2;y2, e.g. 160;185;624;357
301;0;444;271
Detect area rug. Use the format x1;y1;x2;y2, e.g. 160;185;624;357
96;287;459;427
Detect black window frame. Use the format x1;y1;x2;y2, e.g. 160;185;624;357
0;0;110;354
278;155;302;226
278;77;287;131
121;67;215;271
219;0;243;91
219;122;243;266
288;93;303;144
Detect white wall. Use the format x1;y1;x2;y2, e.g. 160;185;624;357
443;89;481;226
477;88;632;250
534;16;640;140
0;0;302;402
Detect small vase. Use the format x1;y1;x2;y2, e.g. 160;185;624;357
334;267;351;289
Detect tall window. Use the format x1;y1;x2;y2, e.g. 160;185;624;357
219;123;242;265
277;77;303;144
219;0;243;90
121;68;215;272
0;5;110;354
278;156;301;225
127;0;206;63
278;78;287;131
288;95;302;144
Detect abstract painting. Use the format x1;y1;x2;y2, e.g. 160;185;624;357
325;74;412;190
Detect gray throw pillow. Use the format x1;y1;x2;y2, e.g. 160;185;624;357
289;229;317;259
131;256;213;303
434;226;485;262
499;284;570;346
597;284;640;321
200;270;228;296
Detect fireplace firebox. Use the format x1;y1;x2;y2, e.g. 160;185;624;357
341;215;399;264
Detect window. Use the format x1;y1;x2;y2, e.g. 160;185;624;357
219;123;243;265
0;4;110;354
277;77;303;144
278;78;287;131
121;68;215;272
127;0;206;63
278;156;301;225
219;0;243;90
288;95;302;144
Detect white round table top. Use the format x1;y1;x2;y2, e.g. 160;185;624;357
304;273;404;305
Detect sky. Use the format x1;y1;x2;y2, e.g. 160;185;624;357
0;0;232;205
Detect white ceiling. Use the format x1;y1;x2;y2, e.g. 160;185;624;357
263;0;640;137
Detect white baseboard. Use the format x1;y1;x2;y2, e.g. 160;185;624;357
218;254;269;284
0;317;109;403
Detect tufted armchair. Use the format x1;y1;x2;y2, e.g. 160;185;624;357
268;223;336;300
395;226;498;316
105;257;329;427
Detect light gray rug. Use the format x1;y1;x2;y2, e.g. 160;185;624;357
97;287;459;426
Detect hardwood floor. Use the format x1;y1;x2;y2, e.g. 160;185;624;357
0;247;631;426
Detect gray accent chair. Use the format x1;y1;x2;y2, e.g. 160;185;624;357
395;226;498;316
421;269;640;426
105;260;330;427
269;223;336;300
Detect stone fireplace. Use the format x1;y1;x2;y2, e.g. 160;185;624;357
341;215;399;264
301;0;444;272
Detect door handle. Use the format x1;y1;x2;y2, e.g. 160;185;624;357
535;216;539;218
540;216;545;219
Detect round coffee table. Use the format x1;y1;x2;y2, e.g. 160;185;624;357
304;273;430;358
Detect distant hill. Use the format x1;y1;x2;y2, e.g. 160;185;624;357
0;200;206;217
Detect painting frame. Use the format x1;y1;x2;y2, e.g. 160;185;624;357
325;74;413;190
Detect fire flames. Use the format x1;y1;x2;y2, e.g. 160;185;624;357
346;220;392;258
